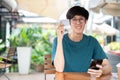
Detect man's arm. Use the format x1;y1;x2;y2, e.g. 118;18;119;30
54;38;65;72
54;24;65;72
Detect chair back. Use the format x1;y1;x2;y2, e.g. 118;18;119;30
0;47;16;67
0;47;16;80
8;47;16;57
5;47;17;64
44;54;56;74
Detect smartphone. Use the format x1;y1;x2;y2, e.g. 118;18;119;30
89;59;103;70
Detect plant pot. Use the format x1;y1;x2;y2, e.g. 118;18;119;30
17;47;32;74
33;64;44;72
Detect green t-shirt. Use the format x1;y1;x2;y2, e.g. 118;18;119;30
52;33;107;72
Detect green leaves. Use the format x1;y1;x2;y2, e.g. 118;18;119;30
0;39;5;51
10;26;56;65
108;42;120;51
10;27;42;47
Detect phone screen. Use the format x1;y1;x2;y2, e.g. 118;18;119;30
89;59;103;70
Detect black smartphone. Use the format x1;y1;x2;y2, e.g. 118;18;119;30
89;59;103;70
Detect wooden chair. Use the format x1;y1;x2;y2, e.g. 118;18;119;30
0;47;17;80
44;54;56;80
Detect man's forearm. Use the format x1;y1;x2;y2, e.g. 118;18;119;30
54;39;65;72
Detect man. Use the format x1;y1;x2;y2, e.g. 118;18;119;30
52;6;112;77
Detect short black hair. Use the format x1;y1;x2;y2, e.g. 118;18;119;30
66;6;89;20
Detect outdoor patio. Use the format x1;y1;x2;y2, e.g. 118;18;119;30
0;0;120;80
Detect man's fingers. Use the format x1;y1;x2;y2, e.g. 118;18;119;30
96;65;102;69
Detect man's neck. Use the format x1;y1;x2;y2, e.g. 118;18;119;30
68;33;83;42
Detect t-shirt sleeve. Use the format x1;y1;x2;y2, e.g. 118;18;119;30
92;38;108;59
51;37;57;65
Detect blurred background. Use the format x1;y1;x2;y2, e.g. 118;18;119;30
0;0;120;80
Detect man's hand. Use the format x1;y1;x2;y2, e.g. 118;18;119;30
57;23;64;40
88;65;103;77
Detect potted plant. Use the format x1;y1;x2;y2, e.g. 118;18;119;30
31;44;44;72
31;31;53;72
10;27;40;74
10;26;56;73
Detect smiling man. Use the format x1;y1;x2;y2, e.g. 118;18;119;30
52;6;112;77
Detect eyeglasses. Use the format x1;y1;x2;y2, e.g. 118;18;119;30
71;18;85;23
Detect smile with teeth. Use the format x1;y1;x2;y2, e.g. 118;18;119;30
76;26;82;29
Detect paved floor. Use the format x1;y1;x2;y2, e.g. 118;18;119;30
0;72;55;80
0;72;119;80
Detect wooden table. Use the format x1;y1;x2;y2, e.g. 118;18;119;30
56;72;118;80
